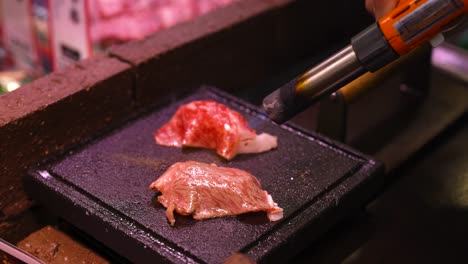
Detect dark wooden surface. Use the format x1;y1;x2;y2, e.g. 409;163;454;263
0;55;134;243
293;114;468;264
292;70;468;264
17;226;109;264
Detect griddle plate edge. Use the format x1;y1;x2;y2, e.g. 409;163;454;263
24;86;384;264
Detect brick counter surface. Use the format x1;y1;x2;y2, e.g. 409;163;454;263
0;55;134;242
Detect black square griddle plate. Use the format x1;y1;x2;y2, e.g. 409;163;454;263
25;87;384;264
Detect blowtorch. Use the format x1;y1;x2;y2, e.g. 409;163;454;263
263;0;468;124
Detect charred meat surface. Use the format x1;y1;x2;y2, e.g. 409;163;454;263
149;161;283;226
154;100;277;160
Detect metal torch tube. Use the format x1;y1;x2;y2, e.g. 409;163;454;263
296;45;366;98
263;45;366;124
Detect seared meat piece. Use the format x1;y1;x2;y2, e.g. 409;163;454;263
154;100;277;160
149;161;283;226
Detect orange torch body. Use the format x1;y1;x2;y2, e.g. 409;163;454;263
263;0;468;124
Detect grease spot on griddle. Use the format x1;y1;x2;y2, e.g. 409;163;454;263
172;215;198;229
150;194;162;208
112;153;169;172
180;147;221;162
237;212;269;226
